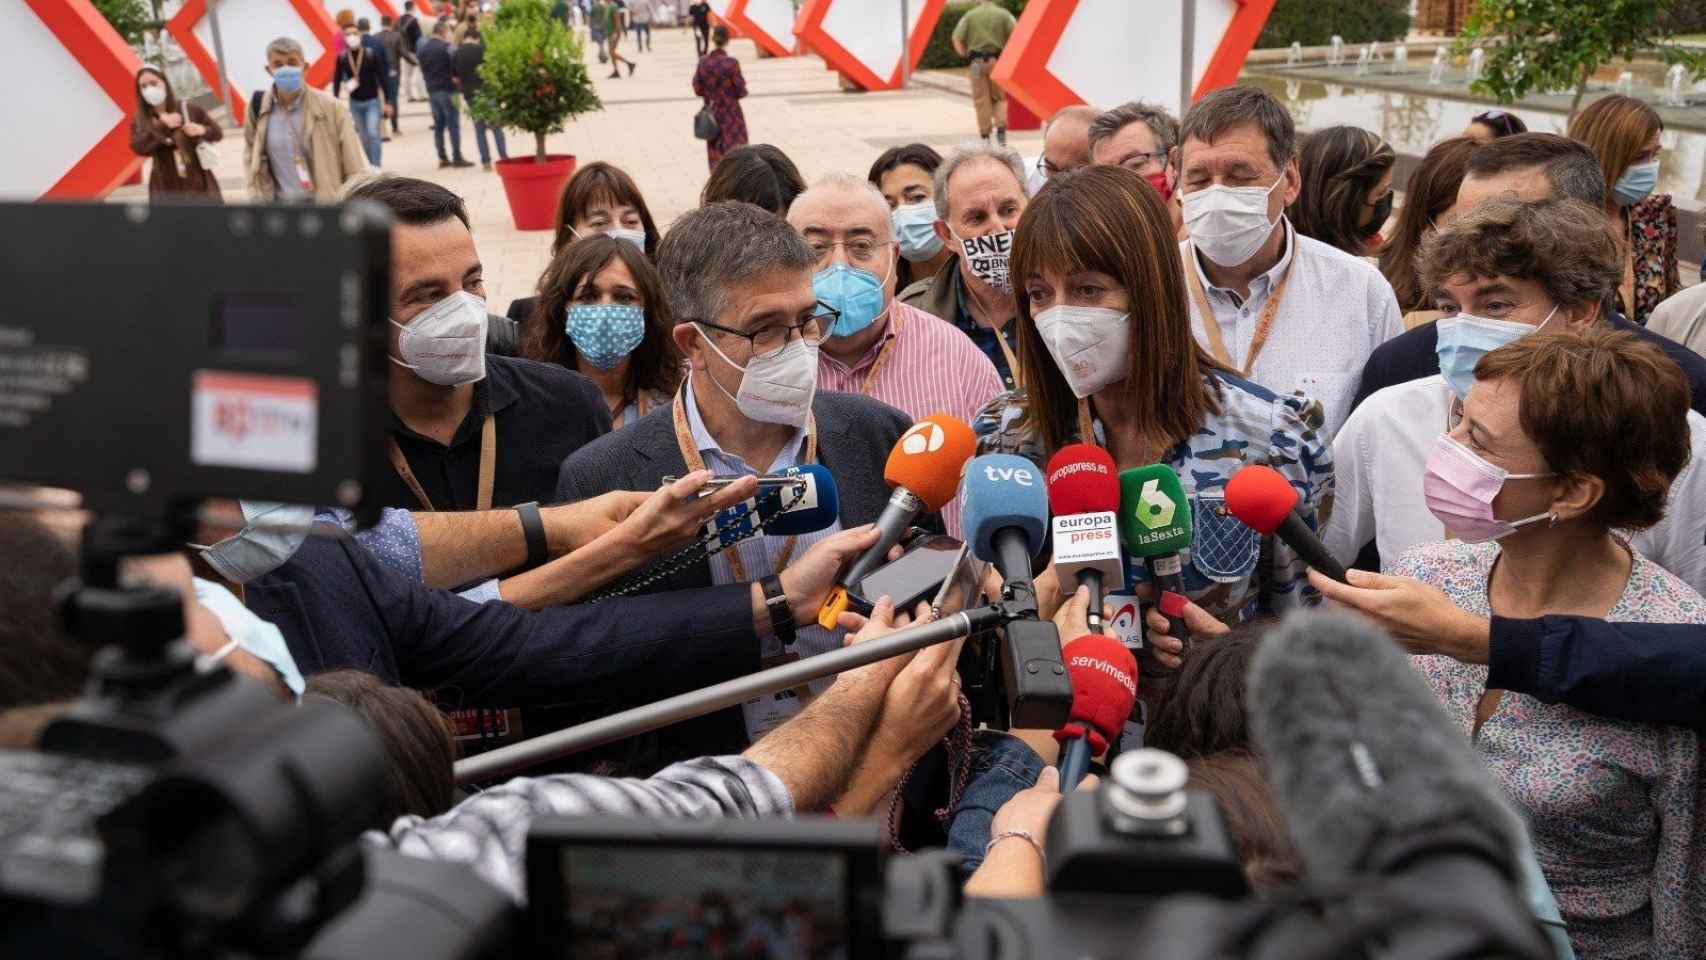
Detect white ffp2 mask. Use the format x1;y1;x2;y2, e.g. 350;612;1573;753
698;330;819;427
391;290;489;386
1035;305;1131;398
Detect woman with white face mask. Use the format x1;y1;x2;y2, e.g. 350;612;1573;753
972;165;1333;632
1568;94;1677;326
1390;324;1704;960
128;66;223;200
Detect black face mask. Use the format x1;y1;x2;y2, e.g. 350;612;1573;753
1364;192;1394;238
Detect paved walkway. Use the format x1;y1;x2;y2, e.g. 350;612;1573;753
126;25;1042;312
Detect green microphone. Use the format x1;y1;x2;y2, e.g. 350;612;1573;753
1116;465;1195;670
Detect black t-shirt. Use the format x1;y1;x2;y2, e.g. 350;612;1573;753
689;2;711;27
376;355;612;511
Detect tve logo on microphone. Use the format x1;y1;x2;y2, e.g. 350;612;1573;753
982;462;1037;486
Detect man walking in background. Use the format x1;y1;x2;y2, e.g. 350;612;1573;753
953;0;1016;147
418;19;473;169
689;1;712;57
628;0;655;52
453;26;508;170
396;0;425;101
377;15;405;136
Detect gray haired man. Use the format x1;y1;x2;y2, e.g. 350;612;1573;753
1089;100;1182;232
245;36;369;202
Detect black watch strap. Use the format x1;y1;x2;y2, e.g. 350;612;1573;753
515;501;548;568
761;574;795;646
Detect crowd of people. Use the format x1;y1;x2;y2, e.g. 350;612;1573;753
74;26;1706;957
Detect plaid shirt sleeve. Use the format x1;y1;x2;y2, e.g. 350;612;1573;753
368;757;793;903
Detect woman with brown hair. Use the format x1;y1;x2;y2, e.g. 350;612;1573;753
973;164;1332;625
1285;125;1395;257
303;670;456;827
1378;135;1478;327
1568;94;1678;326
128;66;223;201
523;234;683;426
506;161;661;321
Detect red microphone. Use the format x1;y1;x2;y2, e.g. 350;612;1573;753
1045;445;1123;635
1054;633;1138;791
1224;465;1348;583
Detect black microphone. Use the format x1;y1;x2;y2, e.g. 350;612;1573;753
1250;610;1563;952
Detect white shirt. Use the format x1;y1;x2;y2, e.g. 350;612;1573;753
683;378;844;742
1325;374;1706;596
1181;218;1404;441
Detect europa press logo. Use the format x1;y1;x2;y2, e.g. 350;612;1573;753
899;420;947;455
1135;479;1177;530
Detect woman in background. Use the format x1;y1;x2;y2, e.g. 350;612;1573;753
1463;108;1526;143
701;143;803;215
1285;125;1395;257
507;161;661;321
868;143;950;290
1378;136;1478;328
128;66;223;201
1569;94;1678;326
692;25;749;170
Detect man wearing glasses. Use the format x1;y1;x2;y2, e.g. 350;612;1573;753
1088;100;1184;237
555;200;926;755
1024;105;1097;195
790;174;1005;539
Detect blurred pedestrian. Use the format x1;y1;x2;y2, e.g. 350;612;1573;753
952;0;1016;146
377;15;405;134
334;18;389;167
1569;94;1678;326
593;0;634;77
692;26;748;169
129;66;223;201
689;1;711;56
628;0;654;51
453;25;507;170
397;1;426;101
418;19;473;168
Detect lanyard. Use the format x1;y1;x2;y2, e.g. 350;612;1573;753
609;389;653;426
1186;244;1294;377
856;311;904;396
1076;399;1160;466
389;414;496;511
672;387;817;583
960;271;1022;388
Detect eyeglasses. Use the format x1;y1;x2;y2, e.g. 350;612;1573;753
694;303;839;360
805;237;894;269
1117;150;1170;174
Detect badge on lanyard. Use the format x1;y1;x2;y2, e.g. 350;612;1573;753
741;651;807;742
294;154;314;193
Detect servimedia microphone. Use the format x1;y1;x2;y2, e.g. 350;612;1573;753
1054;633;1138;791
1045;444;1122;635
963;453;1072;729
1117;465;1194;664
817;414;977;628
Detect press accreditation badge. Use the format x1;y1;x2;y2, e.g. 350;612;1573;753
741;649;806;742
293;154;314;193
191;371;317;473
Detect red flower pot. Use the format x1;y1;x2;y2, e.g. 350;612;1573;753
493;154;577;231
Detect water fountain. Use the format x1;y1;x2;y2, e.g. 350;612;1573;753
1355;44;1372;75
1615;71;1634;96
1288;41;1303;66
1392;44;1408;75
1466;47;1485;84
1663;64;1688;107
1428;48;1447;85
1329;35;1345;68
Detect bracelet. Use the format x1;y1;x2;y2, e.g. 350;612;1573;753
514;501;548;568
761;574;796;646
984;828;1046;868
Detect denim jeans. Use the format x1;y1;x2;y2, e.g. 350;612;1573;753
945;730;1045;879
464;93;508;163
383;73;400;131
349;96;382;166
428;90;463;161
631;21;651;49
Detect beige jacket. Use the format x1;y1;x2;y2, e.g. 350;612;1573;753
245;86;369;202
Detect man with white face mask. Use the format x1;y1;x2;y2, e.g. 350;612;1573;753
1323;197;1706;596
347;176;611;512
899;142;1030;390
1175;86;1403;440
557;200;927;752
790;174;1004;538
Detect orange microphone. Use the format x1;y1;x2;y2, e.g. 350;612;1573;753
816;414;978;630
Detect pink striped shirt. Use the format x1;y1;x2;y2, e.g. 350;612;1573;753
817;301;1004;538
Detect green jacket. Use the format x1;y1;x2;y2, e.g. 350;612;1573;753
953;4;1016;55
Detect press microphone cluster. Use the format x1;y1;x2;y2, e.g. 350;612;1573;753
818;414;977;629
1054;632;1138;792
1045;445;1123;636
1224;464;1347;583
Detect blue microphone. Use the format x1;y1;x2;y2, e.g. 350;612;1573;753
762;464;840;536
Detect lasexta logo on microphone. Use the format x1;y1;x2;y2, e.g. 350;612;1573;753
1134;479;1177;530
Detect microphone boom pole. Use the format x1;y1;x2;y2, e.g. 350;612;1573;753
454;604;1008;785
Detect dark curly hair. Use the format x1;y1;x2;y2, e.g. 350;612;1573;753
1418;197;1620;315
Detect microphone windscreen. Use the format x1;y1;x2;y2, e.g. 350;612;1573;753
1224;464;1298;536
884;414;978;511
961;454;1050;563
1250;611;1525;881
1045;444;1120;516
1116;464;1194;558
760;464;840;536
1054;633;1138;754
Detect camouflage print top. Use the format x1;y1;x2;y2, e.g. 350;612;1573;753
973;370;1334;625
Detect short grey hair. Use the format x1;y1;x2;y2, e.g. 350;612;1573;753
658;201;817;325
1179;85;1295;173
1088;101;1180;156
933;142;1028;220
266;36;304;59
791;173;894;240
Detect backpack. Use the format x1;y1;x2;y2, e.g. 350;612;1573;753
399;13;422;55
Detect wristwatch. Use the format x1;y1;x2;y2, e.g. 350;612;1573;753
761;574;796;646
514;501;548;568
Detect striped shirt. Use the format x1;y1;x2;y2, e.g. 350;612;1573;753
369;756;792;903
817;301;1004;539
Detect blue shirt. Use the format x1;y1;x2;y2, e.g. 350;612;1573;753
263;91;309;199
950;269;1017;389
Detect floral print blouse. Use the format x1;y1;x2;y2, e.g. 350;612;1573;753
1626;193;1680;328
1393;540;1705;959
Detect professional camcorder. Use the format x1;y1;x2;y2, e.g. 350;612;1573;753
0;203;1556;959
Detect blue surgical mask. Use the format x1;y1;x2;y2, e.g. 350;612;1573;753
1613;160;1659;207
271;65;305;94
193;578;306;698
813;262;890;338
1434;306;1558;399
892;201;944;263
199;501;315;583
567;302;647;369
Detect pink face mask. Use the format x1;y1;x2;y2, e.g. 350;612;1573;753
1422;435;1556;543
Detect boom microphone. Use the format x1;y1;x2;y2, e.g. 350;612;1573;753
1223;464;1348;583
963;453;1072;729
1054;633;1138;791
817;414;976;628
1116;465;1195;666
1249;611;1561;954
1046;445;1122;636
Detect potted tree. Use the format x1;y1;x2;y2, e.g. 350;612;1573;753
470;0;602;230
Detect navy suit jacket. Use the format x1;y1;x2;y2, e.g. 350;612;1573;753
1490;616;1706;730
